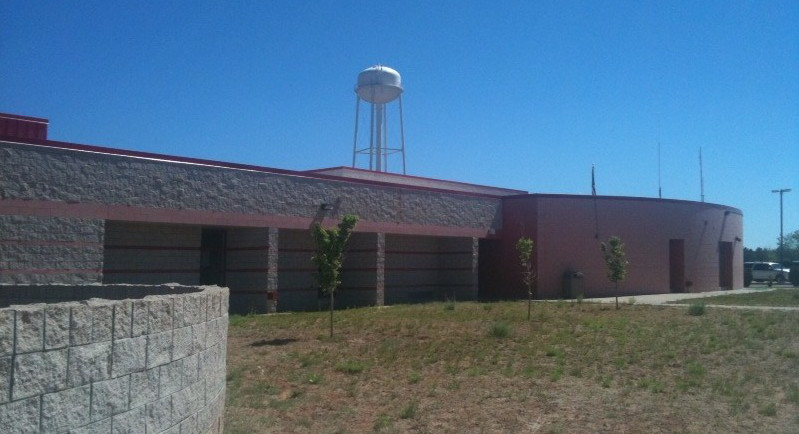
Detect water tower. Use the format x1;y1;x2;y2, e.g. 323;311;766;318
351;65;406;174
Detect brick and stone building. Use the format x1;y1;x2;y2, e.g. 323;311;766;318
0;112;744;313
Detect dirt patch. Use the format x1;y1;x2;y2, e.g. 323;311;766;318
225;301;799;433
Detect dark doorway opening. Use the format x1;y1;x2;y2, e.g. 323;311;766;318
201;228;227;286
719;241;733;290
669;239;685;293
478;239;504;300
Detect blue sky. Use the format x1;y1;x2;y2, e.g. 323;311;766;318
1;1;797;248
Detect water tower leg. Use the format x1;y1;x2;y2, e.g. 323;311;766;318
375;103;384;172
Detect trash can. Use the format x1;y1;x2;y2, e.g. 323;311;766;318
563;271;584;299
266;290;278;313
790;262;799;287
744;267;753;288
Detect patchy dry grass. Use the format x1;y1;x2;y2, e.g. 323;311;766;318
672;287;799;307
225;301;799;433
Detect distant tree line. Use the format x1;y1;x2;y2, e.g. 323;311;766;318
744;229;799;265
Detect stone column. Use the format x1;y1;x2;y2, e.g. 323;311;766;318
375;233;385;306
470;237;479;300
266;227;279;312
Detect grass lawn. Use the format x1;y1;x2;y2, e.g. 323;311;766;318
225;301;799;433
670;287;799;307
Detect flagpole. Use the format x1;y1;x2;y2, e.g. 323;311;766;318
591;164;596;196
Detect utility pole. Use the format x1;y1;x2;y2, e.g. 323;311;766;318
771;188;791;266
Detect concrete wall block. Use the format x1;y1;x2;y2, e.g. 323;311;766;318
159;359;184;398
191;322;206;354
183;294;206;326
172;296;186;328
206;293;221;320
0;356;11;404
0;396;40;433
147;298;174;334
111;405;145;433
68;342;111;387
89;301;114;343
129;367;159;409
179;413;198;434
182;353;200;387
111;336;146;378
90;375;130;421
68;417;111;434
70;304;92;346
200;389;224;433
204;317;219;348
131;300;147;337
0;310;14;357
218;316;228;344
44;304;70;350
15;305;44;354
172;326;193;361
198;345;220;380
162;424;181;434
0;285;226;434
146;331;172;369
13;349;68;400
171;380;204;425
41;384;90;432
206;369;225;404
113;301;132;340
145;395;172;434
221;290;229;314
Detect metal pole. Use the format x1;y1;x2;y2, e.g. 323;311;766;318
399;95;406;175
375;103;384;172
699;147;704;202
771;188;792;266
352;96;360;168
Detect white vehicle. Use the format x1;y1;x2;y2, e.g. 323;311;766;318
746;262;790;283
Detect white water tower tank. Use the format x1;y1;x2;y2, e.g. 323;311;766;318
351;65;407;174
356;65;403;104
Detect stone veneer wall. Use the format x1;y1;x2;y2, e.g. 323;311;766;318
0;215;105;285
0;142;502;231
0;284;228;433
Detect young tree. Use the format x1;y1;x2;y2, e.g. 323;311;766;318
312;214;358;338
516;237;536;320
600;235;628;310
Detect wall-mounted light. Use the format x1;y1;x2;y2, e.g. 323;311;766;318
735;236;742;242
320;203;334;211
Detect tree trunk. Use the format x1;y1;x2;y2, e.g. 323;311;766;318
615;282;619;310
329;289;334;338
527;292;532;320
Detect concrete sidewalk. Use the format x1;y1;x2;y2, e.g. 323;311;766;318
584;285;798;308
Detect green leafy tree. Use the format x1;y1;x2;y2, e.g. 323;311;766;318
600;235;628;310
516;237;536;320
312;214;358;337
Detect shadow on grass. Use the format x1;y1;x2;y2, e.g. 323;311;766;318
250;338;298;347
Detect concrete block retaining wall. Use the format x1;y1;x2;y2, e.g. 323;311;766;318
0;284;228;433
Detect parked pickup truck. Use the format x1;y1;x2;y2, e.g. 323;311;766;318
744;262;791;283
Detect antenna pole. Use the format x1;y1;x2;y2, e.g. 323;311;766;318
658;142;662;199
699;147;705;202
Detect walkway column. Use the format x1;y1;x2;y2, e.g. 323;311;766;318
267;226;279;296
376;232;385;306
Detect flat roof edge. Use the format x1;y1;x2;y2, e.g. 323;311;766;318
504;193;742;215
